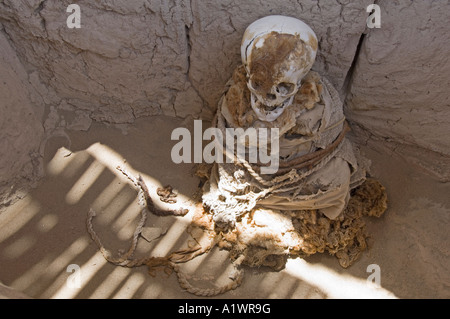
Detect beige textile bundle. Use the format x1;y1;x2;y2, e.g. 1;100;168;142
200;65;387;269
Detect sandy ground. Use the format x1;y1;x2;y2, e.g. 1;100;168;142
0;115;449;299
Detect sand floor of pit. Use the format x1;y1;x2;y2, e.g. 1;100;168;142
0;115;449;299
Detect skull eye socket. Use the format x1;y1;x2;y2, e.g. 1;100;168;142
276;82;295;95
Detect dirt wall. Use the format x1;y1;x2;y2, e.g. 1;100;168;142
0;30;44;206
0;0;371;121
345;0;450;181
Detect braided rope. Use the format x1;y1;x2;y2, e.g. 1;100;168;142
87;166;243;296
173;254;245;297
89;207;147;266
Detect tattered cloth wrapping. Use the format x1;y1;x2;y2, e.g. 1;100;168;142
202;66;371;227
197;66;387;271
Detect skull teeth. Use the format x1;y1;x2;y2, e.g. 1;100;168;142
263;103;281;112
254;96;291;113
250;94;294;122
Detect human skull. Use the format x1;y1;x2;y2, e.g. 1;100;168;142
241;15;318;122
